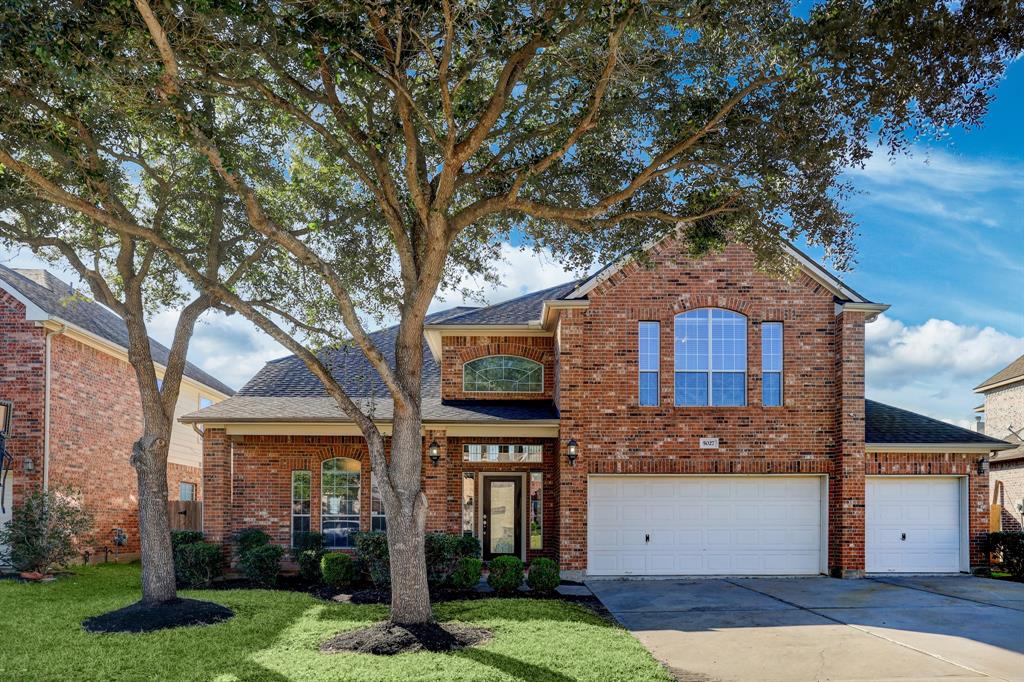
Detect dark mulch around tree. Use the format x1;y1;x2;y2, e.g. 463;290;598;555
320;621;491;656
82;598;234;634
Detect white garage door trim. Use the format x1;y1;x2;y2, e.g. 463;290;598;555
865;476;968;574
0;475;12;570
587;475;828;577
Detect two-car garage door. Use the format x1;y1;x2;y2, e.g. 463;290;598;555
587;475;966;576
588;476;824;576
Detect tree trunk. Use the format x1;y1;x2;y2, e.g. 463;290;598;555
131;433;177;604
384;403;432;624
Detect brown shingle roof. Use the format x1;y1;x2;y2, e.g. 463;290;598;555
976;353;1024;392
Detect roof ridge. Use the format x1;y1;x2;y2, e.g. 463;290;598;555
434;278;583;325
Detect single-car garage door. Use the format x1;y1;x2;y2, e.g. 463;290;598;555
866;477;963;573
588;476;824;576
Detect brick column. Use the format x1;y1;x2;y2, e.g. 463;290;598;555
422;429;449;532
201;428;231;544
830;311;867;578
557;308;586;580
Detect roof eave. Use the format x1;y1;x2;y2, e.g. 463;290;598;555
865;441;1015;453
975;374;1024;394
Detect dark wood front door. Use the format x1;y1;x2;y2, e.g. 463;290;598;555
483;476;522;560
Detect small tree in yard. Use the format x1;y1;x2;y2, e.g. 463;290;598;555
0;488;94;576
1;0;1020;627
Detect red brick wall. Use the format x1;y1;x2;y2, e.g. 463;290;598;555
555;241;851;573
48;333;146;552
441;336;555;400
0;291;46;503
867;451;989;569
992;460;1024;532
830;311;867;576
168;462;202;501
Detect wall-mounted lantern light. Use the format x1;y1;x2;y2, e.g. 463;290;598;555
0;400;12;438
428;440;441;466
977;457;990;475
566;438;579;466
22;457;33;472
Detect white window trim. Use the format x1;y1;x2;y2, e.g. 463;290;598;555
462;354;545;394
290;470;311;548
320;458;361;549
462;443;544;463
673;307;748;407
762;321;784;407
638;321;660;407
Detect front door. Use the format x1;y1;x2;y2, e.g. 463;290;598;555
483;476;522;560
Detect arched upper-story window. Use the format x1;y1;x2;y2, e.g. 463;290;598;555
321;457;360;548
674;308;747;406
463;355;543;393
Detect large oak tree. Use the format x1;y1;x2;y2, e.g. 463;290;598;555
1;0;1020;624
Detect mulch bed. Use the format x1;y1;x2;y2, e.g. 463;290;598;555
320;621;491;655
82;598;234;634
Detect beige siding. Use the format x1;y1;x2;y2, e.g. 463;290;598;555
168;382;220;468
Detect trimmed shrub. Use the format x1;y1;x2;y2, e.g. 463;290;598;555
170;530;205;550
239;543;284;587
352;531;390;587
487;555;524;594
425;532;463;587
450;557;483;590
456;534;482;560
235;528;271;555
527;558;560;593
0;488;93;574
986;531;1024;579
320;552;356;588
174;541;223;588
292;532;325;583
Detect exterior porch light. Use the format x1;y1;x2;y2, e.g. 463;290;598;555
428;440;441;466
566;438;579;466
977;457;989;475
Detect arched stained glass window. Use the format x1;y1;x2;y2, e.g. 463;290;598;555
321;457;360;548
462;356;543;393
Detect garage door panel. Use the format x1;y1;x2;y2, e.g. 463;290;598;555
866;477;962;574
588;476;823;576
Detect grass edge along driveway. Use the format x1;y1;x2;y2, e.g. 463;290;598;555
0;563;670;682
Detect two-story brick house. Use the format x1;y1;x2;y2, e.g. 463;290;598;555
183;240;1011;578
975;354;1024;532
0;266;233;560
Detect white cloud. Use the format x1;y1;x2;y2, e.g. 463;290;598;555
865;313;1024;423
852;148;1024;196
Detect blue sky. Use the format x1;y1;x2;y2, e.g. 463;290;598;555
1;63;1020;428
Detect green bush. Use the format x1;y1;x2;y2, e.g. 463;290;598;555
173;541;223;588
353;531;481;588
352;531;390;587
320;552;356;588
527;557;560;592
170;530;204;550
234;528;271;554
292;532;325;583
0;488;93;574
487;555;524;594
239;543;284;587
449;557;483;590
986;531;1024;578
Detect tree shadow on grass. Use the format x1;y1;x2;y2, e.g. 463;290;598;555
455;647;576;682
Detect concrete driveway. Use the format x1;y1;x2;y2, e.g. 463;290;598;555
588;576;1024;682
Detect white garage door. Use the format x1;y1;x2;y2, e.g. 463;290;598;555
588;476;824;576
1;475;11;569
866;477;963;573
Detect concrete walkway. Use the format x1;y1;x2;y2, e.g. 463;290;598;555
588;576;1024;682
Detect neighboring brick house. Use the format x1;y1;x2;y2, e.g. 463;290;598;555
975;354;1024;532
183;240;1012;578
0;266;233;561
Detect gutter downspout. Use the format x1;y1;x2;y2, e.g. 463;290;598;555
43;324;66;491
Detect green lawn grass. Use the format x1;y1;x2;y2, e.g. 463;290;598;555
0;564;670;681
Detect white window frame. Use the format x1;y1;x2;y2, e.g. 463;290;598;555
290;470;311;548
179;481;196;502
462;355;545;394
674;307;748;407
638;321;660;407
761;322;783;407
320;458;361;549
